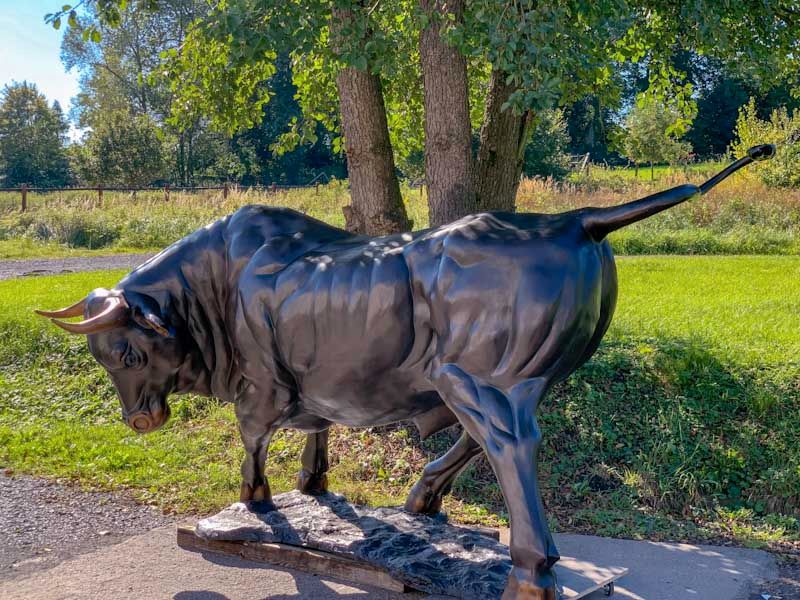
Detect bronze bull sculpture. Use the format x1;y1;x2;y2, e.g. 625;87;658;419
37;145;773;599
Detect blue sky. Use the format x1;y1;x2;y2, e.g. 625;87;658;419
0;0;81;112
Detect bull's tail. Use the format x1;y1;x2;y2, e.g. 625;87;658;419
581;144;775;241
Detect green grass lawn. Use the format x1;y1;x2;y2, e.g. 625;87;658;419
0;239;156;260
1;257;799;550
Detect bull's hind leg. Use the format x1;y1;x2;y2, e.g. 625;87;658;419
297;429;330;495
432;365;558;600
404;431;481;515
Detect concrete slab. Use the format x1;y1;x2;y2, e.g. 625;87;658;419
0;526;776;600
0;526;425;600
554;533;776;600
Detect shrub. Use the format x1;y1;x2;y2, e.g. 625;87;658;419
730;98;800;188
524;109;572;180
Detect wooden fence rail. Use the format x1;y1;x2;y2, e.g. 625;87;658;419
0;182;322;211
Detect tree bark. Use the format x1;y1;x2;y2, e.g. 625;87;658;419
332;7;410;236
419;0;475;227
474;70;533;213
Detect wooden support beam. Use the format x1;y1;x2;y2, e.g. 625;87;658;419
176;525;410;594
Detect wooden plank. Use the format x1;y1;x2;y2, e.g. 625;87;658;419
466;524;500;541
177;525;409;594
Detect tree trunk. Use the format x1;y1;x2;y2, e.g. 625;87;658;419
419;0;474;227
474;70;533;212
332;7;410;236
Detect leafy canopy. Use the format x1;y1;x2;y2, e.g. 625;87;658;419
48;1;800;168
74;109;168;187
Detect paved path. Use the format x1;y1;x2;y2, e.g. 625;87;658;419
0;523;781;599
0;253;153;280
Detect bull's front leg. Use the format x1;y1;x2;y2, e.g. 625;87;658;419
296;429;330;495
432;365;558;600
235;383;290;510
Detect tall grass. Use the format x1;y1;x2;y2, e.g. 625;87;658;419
519;172;800;255
0;167;798;256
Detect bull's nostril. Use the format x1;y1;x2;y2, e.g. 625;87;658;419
130;414;152;432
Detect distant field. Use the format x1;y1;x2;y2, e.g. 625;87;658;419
0;164;798;258
1;256;799;549
567;160;727;186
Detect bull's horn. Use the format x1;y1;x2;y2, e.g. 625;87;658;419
34;297;87;319
50;296;129;335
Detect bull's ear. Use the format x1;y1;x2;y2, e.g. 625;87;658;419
124;291;173;338
132;311;171;337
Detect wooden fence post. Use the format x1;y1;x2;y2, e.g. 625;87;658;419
223;182;229;199
97;185;103;207
164;183;171;202
20;184;27;212
316;183;320;195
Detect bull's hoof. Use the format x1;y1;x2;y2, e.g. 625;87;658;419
501;568;558;600
296;469;329;495
240;482;275;512
403;481;443;515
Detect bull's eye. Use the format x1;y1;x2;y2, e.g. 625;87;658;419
123;349;141;369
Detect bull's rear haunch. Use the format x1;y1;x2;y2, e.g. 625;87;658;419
37;144;774;600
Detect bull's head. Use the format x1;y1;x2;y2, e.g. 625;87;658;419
36;288;192;434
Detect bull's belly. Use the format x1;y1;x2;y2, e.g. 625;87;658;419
294;373;439;428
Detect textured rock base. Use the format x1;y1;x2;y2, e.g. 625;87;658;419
194;491;626;599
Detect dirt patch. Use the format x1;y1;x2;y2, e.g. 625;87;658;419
750;554;800;600
0;472;173;581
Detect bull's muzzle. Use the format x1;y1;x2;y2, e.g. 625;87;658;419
125;403;170;434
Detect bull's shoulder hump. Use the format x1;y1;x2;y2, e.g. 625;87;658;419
224;205;355;272
227;205;348;236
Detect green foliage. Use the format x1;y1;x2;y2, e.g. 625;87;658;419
730;98;800;188
523;109;571;179
0;82;72;187
46;1;800;193
75;110;168;187
50;1;798;174
162;26;277;136
60;1;344;187
619;93;693;174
